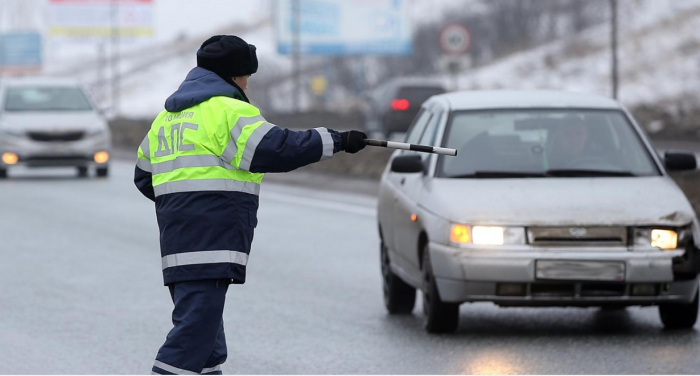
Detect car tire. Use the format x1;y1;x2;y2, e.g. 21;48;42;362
659;290;699;330
0;168;7;179
422;245;459;333
77;166;89;178
96;166;109;178
381;241;416;314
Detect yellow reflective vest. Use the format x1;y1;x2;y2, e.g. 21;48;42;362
134;67;340;285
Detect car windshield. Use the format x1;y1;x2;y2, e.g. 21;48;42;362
4;86;93;112
438;109;660;178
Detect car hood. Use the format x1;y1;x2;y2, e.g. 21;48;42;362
421;177;696;227
0;111;106;132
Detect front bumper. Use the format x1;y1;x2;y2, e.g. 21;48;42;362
0;134;110;168
429;241;699;306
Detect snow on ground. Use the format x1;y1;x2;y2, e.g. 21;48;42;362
451;0;700;109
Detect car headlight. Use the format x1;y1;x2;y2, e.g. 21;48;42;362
633;228;678;250
450;224;526;246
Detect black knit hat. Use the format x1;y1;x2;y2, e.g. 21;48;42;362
196;35;258;78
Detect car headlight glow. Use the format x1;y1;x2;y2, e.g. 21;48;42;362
450;225;525;246
634;228;678;250
93;151;109;163
2;152;18;165
651;229;678;250
472;226;505;245
450;224;471;244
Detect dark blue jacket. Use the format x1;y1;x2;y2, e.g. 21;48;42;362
135;68;342;285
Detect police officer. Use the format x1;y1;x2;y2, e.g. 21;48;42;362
134;35;367;375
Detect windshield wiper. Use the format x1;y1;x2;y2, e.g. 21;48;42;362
545;169;637;177
452;171;548;178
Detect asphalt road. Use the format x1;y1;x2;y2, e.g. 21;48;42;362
1;161;700;374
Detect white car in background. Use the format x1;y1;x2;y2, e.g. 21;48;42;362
0;77;111;178
377;90;700;333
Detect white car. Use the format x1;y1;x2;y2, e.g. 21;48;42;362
377;90;700;333
0;77;111;178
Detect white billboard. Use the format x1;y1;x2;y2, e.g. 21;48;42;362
275;0;412;55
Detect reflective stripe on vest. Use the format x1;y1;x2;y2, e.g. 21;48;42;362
161;250;249;269
136;158;152;172
238;122;275;171
153;179;260;196
151;155;235;175
221;114;266;164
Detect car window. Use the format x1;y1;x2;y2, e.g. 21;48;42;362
4;86;92;112
417;110;442;161
438;109;660;178
404;109;431;145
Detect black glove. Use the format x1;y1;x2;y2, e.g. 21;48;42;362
340;130;368;154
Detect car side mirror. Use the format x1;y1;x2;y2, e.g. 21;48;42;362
391;155;423;173
664;151;697;171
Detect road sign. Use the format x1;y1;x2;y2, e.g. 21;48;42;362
275;0;412;55
439;23;471;56
48;0;153;41
0;32;42;74
310;76;328;96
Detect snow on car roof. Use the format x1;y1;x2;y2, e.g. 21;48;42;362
434;90;621;111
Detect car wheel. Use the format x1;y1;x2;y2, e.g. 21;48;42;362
422;245;459;333
380;240;416;314
77;166;89;178
0;168;7;179
659;289;698;329
96;166;109;178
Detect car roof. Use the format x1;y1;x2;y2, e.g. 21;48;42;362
0;76;82;87
383;77;446;89
433;90;621;110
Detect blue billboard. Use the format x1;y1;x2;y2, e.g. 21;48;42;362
0;32;42;72
275;0;412;56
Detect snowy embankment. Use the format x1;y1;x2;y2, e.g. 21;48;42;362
451;0;700;111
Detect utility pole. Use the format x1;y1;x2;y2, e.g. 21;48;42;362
610;0;619;99
111;0;120;116
292;0;301;113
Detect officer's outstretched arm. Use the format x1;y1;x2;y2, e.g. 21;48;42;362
220;116;342;173
134;136;156;202
247;125;341;173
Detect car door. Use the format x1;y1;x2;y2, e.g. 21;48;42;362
384;109;430;269
391;107;442;278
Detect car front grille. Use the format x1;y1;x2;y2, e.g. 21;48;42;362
528;227;628;246
496;283;662;298
27;131;84;142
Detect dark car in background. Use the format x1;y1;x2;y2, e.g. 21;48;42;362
361;78;446;138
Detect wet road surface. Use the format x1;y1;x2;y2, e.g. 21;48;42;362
0;161;698;374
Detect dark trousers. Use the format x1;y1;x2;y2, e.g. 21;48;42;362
152;279;229;375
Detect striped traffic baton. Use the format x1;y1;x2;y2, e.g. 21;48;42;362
364;139;458;156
